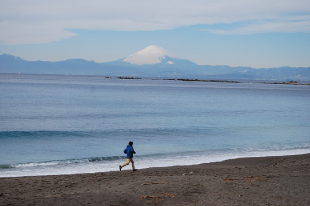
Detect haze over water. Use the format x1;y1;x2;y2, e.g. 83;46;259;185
0;74;309;177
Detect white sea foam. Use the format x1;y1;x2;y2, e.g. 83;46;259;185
1;148;309;178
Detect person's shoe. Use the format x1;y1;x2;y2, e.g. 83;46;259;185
133;169;137;171
119;165;122;171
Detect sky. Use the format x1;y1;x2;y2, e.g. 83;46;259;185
0;0;310;68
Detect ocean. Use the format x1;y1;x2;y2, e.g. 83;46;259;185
1;73;309;177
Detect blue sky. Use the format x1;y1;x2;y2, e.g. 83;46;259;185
0;0;310;68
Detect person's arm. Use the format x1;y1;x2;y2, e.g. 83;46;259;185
131;148;136;154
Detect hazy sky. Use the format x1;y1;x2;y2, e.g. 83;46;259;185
1;0;310;68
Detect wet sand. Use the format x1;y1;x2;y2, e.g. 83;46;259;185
1;154;310;205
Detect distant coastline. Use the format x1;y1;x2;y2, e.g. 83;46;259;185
118;76;310;85
265;80;310;85
1;73;310;85
1;53;310;82
164;78;241;83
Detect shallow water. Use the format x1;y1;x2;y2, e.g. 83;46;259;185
1;74;309;177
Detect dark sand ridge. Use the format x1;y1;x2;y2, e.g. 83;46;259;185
1;154;309;205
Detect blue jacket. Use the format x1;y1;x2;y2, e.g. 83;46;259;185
123;144;136;159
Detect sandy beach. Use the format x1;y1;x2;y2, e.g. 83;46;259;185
1;154;309;206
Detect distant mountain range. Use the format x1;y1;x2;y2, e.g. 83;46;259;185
1;45;309;81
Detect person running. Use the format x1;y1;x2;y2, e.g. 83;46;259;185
119;141;137;171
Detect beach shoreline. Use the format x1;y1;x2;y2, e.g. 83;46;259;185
1;153;309;205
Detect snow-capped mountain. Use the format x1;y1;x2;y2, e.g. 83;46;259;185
123;45;174;65
120;45;196;66
1;49;309;81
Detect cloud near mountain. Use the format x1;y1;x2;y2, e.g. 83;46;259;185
1;1;310;44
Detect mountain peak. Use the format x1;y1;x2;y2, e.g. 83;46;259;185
123;45;176;65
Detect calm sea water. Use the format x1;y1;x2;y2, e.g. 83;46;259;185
1;74;309;177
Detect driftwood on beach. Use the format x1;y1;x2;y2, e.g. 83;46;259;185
141;182;165;185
